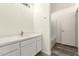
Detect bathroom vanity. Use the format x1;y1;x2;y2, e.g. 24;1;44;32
0;33;42;56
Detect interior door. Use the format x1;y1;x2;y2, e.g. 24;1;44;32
61;11;76;46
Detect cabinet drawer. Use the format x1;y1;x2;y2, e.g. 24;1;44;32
0;43;19;55
21;38;36;47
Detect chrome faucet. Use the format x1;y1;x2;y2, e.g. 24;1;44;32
20;31;24;36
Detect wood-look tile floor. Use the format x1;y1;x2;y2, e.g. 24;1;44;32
51;43;78;56
37;43;78;56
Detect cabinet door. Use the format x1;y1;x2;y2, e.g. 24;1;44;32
4;50;20;56
0;43;20;56
21;39;36;56
36;37;42;53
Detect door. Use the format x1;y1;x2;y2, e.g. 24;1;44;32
61;11;76;46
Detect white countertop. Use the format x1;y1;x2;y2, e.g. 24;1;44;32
0;33;42;47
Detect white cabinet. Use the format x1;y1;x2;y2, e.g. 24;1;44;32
21;39;36;56
4;50;20;56
36;36;42;53
0;43;20;56
0;35;42;56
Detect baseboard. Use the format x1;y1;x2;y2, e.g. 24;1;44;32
56;43;78;49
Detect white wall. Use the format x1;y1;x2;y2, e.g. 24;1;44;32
0;3;33;37
50;3;75;13
76;4;79;55
50;14;57;48
33;3;51;55
78;7;79;55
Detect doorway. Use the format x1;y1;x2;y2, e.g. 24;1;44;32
51;7;78;56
